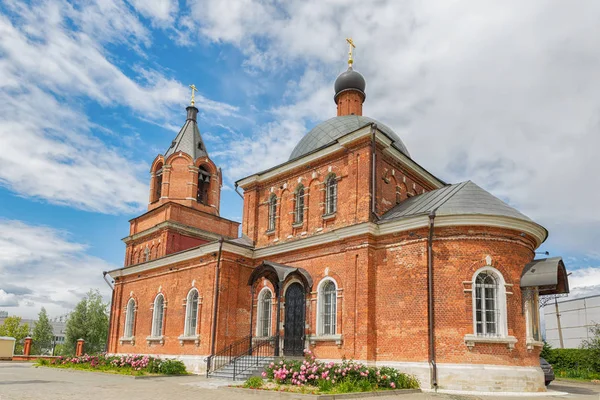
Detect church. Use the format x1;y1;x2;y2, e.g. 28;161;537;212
106;44;570;392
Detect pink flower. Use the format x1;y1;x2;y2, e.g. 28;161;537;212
390;382;396;388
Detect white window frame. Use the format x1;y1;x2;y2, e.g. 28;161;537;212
124;298;136;338
316;277;338;336
184;288;199;337
325;175;337;215
471;267;507;337
256;287;273;337
151;294;165;337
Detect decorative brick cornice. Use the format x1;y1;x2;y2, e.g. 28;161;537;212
109;213;545;278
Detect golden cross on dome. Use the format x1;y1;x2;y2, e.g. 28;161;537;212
346;37;356;67
189;84;198;106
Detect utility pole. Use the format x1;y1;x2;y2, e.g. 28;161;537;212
555;296;564;348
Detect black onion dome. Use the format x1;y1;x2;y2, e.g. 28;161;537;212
334;67;366;99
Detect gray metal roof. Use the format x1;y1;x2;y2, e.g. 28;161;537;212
380;181;536;223
521;257;569;294
288;115;410;160
164;107;208;160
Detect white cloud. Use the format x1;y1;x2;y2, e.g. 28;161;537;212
0;220;115;318
190;0;600;256
0;0;237;212
567;266;600;299
0;290;19;307
127;0;178;25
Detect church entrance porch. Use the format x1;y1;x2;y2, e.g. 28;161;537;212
283;282;305;356
247;261;313;357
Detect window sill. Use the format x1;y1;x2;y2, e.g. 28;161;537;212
322;213;336;221
307;334;343;347
146;336;164;345
265;229;275;236
526;340;544;352
119;336;135;345
464;334;517;351
178;335;200;346
292;222;304;229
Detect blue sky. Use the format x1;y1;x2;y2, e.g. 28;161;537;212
1;0;599;318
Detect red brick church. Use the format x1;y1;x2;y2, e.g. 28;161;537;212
106;53;570;392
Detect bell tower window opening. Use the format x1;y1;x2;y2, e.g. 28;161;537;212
197;167;211;205
154;164;163;202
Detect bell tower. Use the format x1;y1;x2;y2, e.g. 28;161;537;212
122;87;240;267
148;103;222;215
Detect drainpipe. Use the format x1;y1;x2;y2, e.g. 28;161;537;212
234;183;244;199
102;271;114;353
210;237;225;356
370;124;379;220
427;211;438;389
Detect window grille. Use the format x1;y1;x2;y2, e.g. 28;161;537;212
321;281;337;335
268;195;277;231
475;272;499;336
258;290;272;337
295;186;305;224
152;294;165;337
325;176;337;214
184;290;199;336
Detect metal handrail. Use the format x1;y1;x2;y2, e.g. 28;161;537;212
232;336;275;380
205;335;253;378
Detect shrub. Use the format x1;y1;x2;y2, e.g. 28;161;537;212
157;359;187;375
263;350;419;393
243;376;264;389
42;354;187;375
543;348;599;372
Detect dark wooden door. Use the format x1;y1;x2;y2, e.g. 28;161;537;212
284;283;305;356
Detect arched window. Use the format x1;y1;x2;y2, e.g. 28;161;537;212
256;289;272;337
154;163;163;202
144;246;150;262
294;185;305;224
184;289;199;336
268;195;277;231
318;279;337;335
197;166;211;205
151;294;165;337
473;269;506;336
124;298;135;338
325;175;337;215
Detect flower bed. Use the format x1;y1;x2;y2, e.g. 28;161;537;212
35;354;187;376
257;351;419;394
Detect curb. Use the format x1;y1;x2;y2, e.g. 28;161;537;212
225;387;421;399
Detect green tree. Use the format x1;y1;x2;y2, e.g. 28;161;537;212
32;307;54;355
65;290;109;354
0;316;30;355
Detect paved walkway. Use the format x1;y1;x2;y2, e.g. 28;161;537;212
0;362;598;400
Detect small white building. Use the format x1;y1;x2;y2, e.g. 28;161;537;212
544;294;600;348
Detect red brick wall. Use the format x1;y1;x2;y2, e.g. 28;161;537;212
243;142;373;248
336;91;364;117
